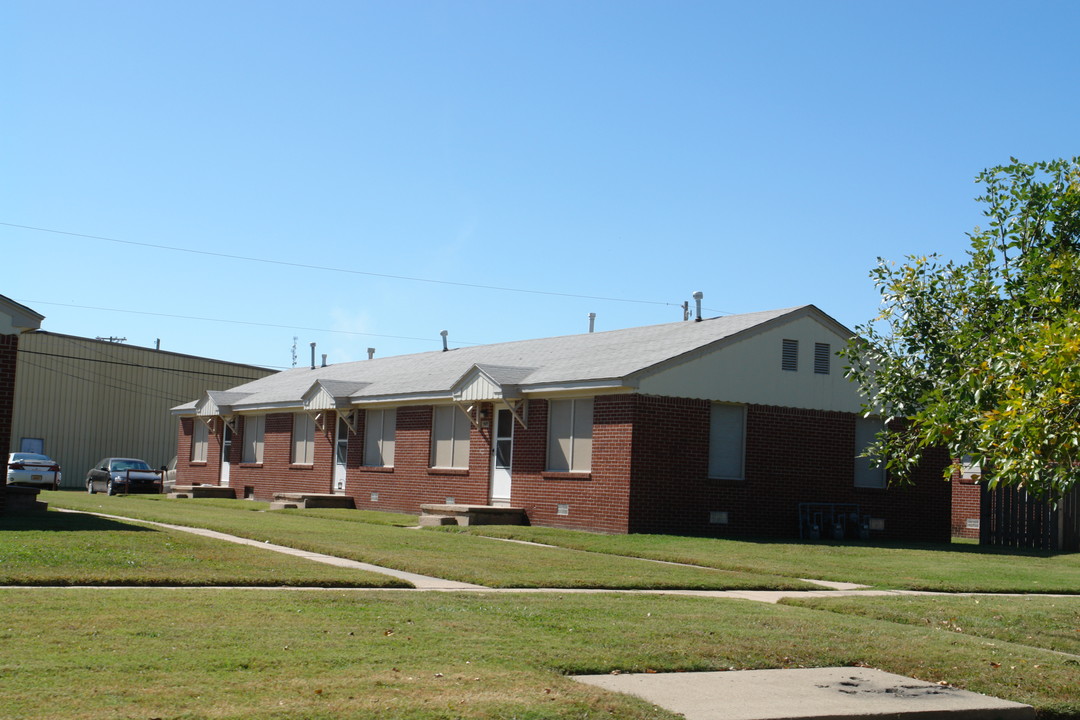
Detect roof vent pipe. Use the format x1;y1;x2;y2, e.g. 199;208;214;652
310;342;316;369
588;313;596;333
440;330;449;352
693;291;704;322
321;354;328;368
367;347;376;360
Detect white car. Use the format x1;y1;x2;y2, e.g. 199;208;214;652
7;452;62;490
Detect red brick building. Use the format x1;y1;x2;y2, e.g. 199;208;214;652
173;305;951;542
0;295;45;516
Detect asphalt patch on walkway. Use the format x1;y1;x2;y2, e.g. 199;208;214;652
574;666;1034;720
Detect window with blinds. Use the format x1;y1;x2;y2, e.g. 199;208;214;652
430;405;470;469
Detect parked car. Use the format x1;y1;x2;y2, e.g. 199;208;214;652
162;456;177;492
85;457;162;495
7;452;61;490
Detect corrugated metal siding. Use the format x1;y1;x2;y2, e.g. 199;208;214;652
10;332;276;488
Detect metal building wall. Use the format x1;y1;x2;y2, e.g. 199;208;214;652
10;332;276;488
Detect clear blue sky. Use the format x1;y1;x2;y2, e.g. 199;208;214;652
4;0;1077;369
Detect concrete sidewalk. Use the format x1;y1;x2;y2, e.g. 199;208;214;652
54;508;485;590
575;667;1035;720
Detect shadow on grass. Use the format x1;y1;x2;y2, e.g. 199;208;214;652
695;534;1068;559
0;511;154;533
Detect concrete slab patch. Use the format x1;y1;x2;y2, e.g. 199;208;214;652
574;667;1034;720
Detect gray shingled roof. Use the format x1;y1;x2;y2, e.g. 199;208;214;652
179;306;833;412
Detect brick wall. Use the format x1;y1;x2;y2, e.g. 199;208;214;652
951;478;981;539
625;399;951;543
350;405;494;513
0;334;18;515
171;394;951;542
498;396;633;533
231;413;335;499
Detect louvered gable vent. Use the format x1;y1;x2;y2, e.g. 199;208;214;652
814;342;831;374
781;339;798;371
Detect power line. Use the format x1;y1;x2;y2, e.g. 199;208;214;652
17;299;487;348
1;221;718;310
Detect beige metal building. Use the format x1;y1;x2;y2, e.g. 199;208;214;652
11;331;275;488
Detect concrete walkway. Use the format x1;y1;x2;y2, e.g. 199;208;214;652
36;508;1068;720
53;508;485;590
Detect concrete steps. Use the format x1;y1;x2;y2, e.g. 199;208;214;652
269;493;356;510
418;503;528;527
168;485;237;499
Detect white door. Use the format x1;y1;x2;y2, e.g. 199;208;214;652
220;424;232;487
490;408;513;506
333;417;348;494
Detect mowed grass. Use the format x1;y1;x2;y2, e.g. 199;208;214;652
43;492;809;590
0;511;406;587
2;589;1078;720
783;594;1080;657
447;525;1080;593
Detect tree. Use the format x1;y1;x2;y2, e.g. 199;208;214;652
842;157;1080;498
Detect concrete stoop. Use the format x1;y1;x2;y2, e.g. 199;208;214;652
575;667;1034;720
269;493;356;510
169;485;237;499
418;503;528;527
4;485;48;514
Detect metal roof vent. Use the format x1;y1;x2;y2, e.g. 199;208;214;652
440;330;449;352
693;291;704;322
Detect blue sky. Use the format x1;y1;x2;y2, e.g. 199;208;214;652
4;0;1077;370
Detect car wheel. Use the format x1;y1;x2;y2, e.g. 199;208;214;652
106;479;115;496
87;480;96;494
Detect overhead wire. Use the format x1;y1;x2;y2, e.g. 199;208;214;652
0;221;731;313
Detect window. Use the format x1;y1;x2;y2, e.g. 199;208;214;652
708;403;745;479
814;342;831;374
547;398;593;472
854;417;886;488
192;420;209;462
782;339;798;371
431;405;470;468
242;415;265;463
364;408;396;467
292;413;315;465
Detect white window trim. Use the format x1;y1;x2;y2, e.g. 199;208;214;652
292;413;316;465
546;397;593;473
191;420;209;463
363;408;396;467
242;414;265;464
430;405;470;469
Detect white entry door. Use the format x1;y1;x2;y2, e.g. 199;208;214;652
220;424;232;487
333;417;348;494
489;408;513;506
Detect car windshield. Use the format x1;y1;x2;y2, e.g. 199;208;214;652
111;459;151;471
12;453;51;463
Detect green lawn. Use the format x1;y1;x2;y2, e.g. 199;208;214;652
0;511;406;587
42;492;810;590
1;589;1077;720
783;594;1080;657
446;525;1080;593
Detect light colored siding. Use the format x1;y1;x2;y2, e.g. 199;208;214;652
637;316;863;412
10;332;274;487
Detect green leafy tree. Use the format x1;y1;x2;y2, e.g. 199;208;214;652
842;157;1080;497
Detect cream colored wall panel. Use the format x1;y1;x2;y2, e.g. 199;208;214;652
11;332;274;488
637;316;864;413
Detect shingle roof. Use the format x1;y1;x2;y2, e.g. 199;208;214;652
179;306;837;412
